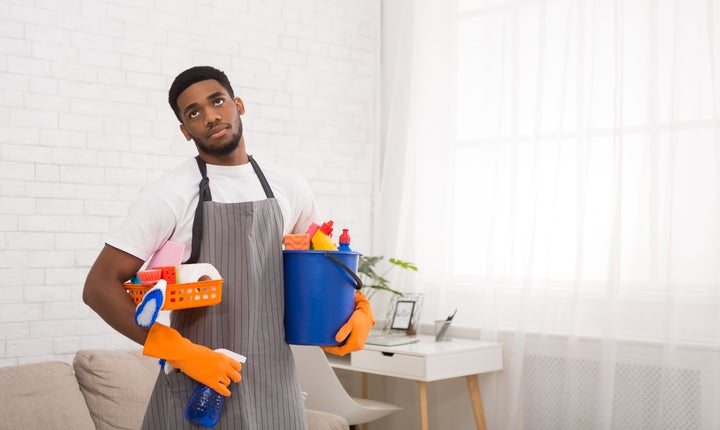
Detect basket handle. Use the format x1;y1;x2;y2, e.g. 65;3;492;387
324;252;363;290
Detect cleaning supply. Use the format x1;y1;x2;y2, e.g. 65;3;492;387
177;263;222;283
337;229;352;252
311;230;338;251
134;280;167;328
321;291;375;357
304;222;320;239
185;349;247;428
283;250;362;345
155;266;178;284
147;240;185;269
143;323;242;396
136;269;162;285
125;277;223;311
319;220;334;238
283;234;310;250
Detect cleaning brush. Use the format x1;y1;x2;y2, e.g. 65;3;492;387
134;279;167;328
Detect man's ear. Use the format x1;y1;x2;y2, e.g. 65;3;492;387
235;97;245;115
180;124;192;141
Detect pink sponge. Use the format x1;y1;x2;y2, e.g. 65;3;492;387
147;240;185;269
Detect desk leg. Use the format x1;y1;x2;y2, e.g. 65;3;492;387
418;381;429;430
466;375;487;430
361;373;368;430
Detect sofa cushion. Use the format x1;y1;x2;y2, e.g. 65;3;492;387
0;360;95;429
307;409;349;430
72;349;348;430
73;349;158;430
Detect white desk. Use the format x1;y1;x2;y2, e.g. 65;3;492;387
326;335;503;430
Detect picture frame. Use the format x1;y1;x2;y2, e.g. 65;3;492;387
382;293;424;335
390;300;416;330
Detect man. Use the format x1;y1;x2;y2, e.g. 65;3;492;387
83;66;374;429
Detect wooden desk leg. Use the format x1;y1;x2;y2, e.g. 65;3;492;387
361;373;368;430
418;381;429;430
466;375;487;430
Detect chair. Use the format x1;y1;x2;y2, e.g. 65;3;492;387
291;345;401;426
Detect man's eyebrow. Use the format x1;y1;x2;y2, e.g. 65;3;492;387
182;102;199;116
206;91;225;100
182;91;227;117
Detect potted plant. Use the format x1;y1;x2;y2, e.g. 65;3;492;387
357;255;417;300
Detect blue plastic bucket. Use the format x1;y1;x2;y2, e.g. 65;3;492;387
283;250;362;345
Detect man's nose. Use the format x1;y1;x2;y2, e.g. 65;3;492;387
205;108;221;125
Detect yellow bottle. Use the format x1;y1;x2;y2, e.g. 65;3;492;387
311;230;338;251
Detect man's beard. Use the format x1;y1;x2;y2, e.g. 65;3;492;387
193;117;243;156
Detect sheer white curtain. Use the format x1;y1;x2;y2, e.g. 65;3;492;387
379;0;720;428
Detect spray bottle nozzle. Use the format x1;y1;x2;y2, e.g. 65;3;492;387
319;220;334;238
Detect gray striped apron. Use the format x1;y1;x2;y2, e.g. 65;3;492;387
141;155;308;430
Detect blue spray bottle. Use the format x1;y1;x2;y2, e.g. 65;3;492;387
183;349;246;428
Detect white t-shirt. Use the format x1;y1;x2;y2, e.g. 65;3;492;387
106;157;319;263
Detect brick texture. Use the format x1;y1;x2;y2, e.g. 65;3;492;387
0;0;378;365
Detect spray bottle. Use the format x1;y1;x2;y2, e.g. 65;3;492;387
180;349;247;428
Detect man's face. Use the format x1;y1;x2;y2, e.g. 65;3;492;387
176;79;244;157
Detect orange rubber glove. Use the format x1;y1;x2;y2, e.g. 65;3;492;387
143;323;242;396
322;291;375;356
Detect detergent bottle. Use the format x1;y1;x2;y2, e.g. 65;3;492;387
184;349;246;428
311;229;338;251
338;229;352;252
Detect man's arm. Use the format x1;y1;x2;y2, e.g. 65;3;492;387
83;244;149;345
83;244;243;395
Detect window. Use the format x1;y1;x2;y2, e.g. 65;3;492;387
402;0;720;343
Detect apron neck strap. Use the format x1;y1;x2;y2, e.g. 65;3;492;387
187;156;212;264
248;155;275;199
186;154;274;264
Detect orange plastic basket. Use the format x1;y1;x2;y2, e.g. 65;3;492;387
125;279;223;311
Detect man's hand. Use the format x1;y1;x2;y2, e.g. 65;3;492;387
321;291;375;356
143;323;242;396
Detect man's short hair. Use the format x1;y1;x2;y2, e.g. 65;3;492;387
168;66;235;122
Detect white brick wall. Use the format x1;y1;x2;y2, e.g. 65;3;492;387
0;0;379;365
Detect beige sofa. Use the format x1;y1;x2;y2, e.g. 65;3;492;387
0;349;347;430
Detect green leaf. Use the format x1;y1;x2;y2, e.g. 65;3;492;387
388;258;418;271
357;255;417;299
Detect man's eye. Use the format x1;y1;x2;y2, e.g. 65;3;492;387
213;98;225;106
188;111;199;119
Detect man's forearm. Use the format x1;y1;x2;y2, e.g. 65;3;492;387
83;244;149;345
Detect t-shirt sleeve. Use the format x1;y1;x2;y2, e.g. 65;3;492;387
105;188;177;262
290;175;319;235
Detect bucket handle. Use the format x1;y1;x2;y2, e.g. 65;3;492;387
324;252;363;290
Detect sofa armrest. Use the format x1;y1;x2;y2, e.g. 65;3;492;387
0;361;95;429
